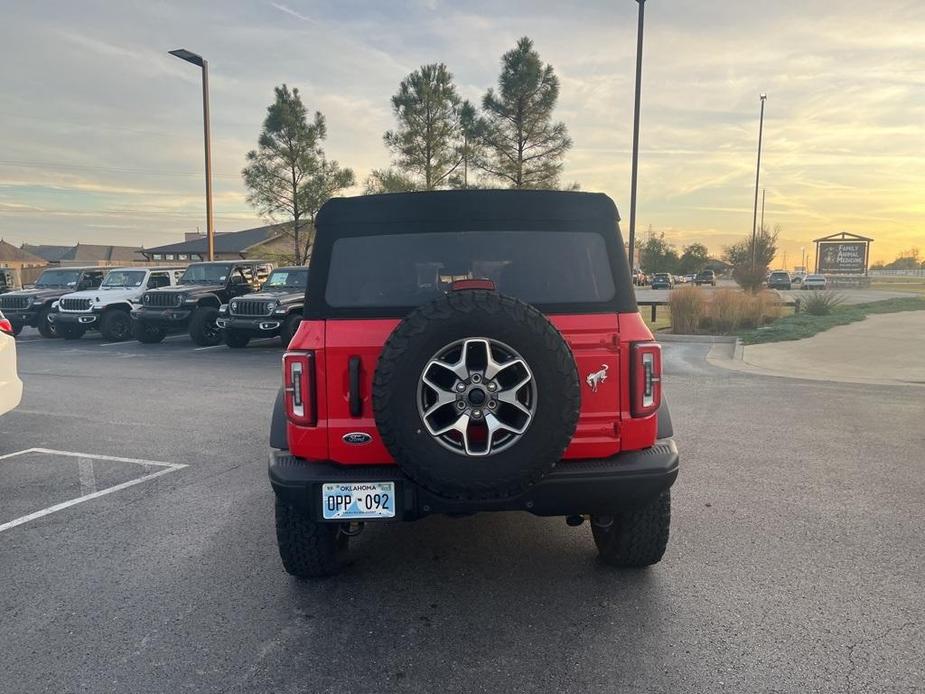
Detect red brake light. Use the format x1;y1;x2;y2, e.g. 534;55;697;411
0;318;12;335
283;351;316;426
631;341;661;418
451;278;495;291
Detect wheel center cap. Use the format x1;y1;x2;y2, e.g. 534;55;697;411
467;388;486;406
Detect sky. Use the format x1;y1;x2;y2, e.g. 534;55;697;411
0;0;923;266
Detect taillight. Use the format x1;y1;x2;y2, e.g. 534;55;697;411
283;351;316;426
0;318;12;335
631;341;661;417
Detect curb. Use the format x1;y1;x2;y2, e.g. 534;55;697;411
655;333;738;344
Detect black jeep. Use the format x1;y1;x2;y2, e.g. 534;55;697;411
217;266;307;348
0;267;105;337
131;260;273;345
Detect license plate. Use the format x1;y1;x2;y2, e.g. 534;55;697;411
322;482;395;520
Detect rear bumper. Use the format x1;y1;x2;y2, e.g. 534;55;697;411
269;439;679;521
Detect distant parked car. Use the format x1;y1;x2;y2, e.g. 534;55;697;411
802;274;827;290
685;273;697;283
0;310;23;415
767;271;792;290
650;273;674;289
695;270;716;286
792;275;804;285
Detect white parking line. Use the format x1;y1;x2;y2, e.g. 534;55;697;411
0;447;187;534
194;344;225;351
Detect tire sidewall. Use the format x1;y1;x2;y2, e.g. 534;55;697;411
101;309;131;341
190;306;222;346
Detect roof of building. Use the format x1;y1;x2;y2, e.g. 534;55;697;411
57;243;146;262
21;244;71;262
0;240;48;264
144;223;290;256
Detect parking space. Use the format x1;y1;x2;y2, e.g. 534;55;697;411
1;331;922;692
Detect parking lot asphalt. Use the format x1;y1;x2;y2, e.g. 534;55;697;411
1;329;922;693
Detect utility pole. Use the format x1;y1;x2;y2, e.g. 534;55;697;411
627;0;646;271
751;93;767;271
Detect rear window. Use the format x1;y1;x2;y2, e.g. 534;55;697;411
770;272;788;279
325;231;616;308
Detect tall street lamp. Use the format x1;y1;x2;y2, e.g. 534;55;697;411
627;0;646;272
750;93;767;271
169;48;215;261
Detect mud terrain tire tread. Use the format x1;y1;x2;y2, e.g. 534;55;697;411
275;500;347;578
592;491;671;568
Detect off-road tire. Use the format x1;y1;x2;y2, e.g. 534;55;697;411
37;308;57;338
100;309;132;341
275;500;348;578
9;320;24;337
133;321;166;344
225;331;250;349
58;322;86;340
279;312;302;347
592;491;671;568
189;306;222;346
373;290;580;500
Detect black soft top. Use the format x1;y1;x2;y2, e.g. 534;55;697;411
307;190;636;318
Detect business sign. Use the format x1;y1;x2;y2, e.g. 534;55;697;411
818;242;868;274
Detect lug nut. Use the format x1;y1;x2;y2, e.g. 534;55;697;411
471;374;481;383
487;382;497;392
456;382;466;392
488;400;496;409
457;401;466;409
472;409;482;418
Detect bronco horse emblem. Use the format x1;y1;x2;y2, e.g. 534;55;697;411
586;364;609;392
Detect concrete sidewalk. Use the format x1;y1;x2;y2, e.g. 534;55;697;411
709;310;925;386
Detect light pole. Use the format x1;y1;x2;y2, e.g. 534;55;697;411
169;48;215;261
627;0;646;272
750;93;767;271
801;246;806;273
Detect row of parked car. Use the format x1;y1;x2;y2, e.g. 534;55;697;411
766;271;828;290
0;261;307;348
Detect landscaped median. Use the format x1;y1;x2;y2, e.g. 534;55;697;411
735;296;925;344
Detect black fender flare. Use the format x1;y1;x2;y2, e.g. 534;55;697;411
656;395;673;439
197;295;221;309
269;387;287;450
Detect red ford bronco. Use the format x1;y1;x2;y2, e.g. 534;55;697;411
268;190;678;577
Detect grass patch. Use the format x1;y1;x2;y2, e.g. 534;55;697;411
869;279;925;295
642;307;671;332
737;296;925;344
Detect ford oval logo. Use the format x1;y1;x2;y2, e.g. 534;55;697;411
342;432;372;445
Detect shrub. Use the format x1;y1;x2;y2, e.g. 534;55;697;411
668;285;707;334
731;264;768;293
742;290;783;328
801;290;845;316
709;288;750;333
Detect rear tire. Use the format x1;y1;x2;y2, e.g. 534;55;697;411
100;309;132;341
37;308;57;338
133;321;166;344
275;500;348;578
57;323;86;340
224;331;250;349
189;306;222;346
591;491;671;568
279;313;302;347
9;320;23;337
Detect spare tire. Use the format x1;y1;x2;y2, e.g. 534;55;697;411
373;290;580;500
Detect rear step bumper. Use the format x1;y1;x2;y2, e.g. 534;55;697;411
269;439;679;520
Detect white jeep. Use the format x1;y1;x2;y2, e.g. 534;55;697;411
52;267;184;341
